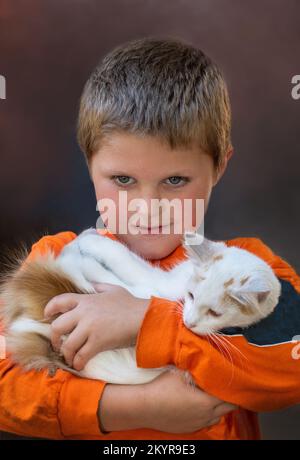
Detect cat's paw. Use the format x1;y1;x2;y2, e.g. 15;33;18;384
79;228;98;238
78;232;121;260
183;231;204;246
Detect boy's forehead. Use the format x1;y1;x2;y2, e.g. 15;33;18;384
92;132;211;173
97;131;181;156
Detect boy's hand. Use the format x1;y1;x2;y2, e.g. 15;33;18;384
142;370;237;433
99;370;238;433
43;283;150;371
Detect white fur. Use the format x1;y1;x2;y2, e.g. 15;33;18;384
10;317;51;338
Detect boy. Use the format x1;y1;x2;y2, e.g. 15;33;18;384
0;37;300;440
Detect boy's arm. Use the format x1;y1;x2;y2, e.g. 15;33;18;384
0;232;107;439
0;359;106;438
135;237;300;412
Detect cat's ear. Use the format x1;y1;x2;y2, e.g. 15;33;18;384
183;232;225;264
229;277;271;313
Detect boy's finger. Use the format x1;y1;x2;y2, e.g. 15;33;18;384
207;417;221;427
44;293;79;319
72;341;95;371
50;311;78;352
92;282;117;292
196;390;225;407
61;326;88;367
213;402;237;418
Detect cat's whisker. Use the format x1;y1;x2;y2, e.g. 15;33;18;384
165;302;184;317
213;333;250;385
208;332;234;381
215;332;248;361
210;333;233;364
144;305;184;328
167;307;183;317
210;333;235;385
215;332;249;371
207;333;227;366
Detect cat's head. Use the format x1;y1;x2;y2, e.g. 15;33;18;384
182;232;281;335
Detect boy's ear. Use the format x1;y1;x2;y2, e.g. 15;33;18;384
213;147;234;186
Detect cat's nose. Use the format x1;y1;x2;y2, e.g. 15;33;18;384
184;319;197;328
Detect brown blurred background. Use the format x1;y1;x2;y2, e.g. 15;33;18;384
0;0;299;440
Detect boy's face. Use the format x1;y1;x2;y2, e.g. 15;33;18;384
90;132;226;260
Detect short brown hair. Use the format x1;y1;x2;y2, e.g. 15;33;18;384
77;36;232;171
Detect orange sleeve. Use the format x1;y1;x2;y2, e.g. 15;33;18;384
136;237;300;412
0;232;107;439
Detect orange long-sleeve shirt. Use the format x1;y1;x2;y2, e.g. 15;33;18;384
0;229;300;440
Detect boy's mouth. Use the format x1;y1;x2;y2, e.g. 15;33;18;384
136;224;172;235
139;225;163;234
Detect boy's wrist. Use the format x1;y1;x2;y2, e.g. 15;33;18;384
98;382;149;432
98;390;111;434
130;297;151;344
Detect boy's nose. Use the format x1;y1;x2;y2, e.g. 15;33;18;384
137;206;164;225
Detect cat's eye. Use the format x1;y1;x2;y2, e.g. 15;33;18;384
207;308;222;318
188;291;194;300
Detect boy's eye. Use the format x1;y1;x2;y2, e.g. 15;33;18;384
165;176;188;186
112;176;135;186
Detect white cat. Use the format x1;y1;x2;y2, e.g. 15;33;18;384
0;229;281;384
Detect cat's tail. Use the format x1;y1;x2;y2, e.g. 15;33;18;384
3;317;70;376
0;247;84;375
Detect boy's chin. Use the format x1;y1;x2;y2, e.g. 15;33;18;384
118;233;183;260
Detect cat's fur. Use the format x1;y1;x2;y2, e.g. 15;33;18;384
0;229;281;384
